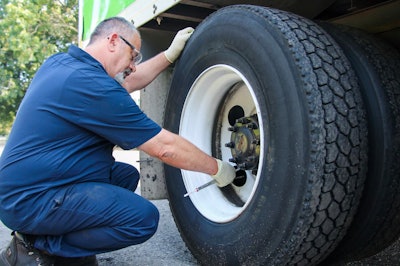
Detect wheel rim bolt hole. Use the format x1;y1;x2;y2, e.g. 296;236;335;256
233;169;247;187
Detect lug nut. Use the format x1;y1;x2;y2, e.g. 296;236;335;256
238;162;248;169
228;126;238;132
225;142;235;148
237;118;250;124
247;123;258;129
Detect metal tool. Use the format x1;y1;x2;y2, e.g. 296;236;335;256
184;179;217;197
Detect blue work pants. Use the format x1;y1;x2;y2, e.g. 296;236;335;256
24;162;159;257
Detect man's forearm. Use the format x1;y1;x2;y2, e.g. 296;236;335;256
139;129;218;176
123;52;170;93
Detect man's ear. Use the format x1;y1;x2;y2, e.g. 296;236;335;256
107;33;119;52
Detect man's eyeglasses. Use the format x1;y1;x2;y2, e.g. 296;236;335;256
119;35;142;65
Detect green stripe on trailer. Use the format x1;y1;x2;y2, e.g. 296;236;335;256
81;0;135;42
79;0;181;45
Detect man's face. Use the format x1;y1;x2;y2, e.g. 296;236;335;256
114;32;142;84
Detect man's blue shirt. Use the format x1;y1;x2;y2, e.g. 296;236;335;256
0;45;161;227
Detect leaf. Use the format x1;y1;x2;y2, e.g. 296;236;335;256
0;0;78;135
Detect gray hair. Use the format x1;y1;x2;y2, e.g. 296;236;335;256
88;17;139;44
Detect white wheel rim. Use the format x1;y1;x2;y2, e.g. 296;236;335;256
180;64;264;223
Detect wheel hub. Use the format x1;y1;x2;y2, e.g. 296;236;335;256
226;114;260;170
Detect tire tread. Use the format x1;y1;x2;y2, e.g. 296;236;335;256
229;5;368;265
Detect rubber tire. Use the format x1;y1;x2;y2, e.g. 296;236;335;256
320;23;400;262
164;5;368;265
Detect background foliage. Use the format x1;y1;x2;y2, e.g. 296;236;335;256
0;0;78;135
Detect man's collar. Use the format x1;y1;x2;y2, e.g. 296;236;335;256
68;45;105;71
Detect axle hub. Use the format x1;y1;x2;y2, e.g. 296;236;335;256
225;114;260;170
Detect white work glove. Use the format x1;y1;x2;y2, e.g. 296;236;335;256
211;159;236;187
164;27;194;63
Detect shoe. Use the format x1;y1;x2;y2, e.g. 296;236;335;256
0;231;55;266
54;255;98;266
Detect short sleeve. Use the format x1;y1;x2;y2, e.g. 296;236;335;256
60;70;161;149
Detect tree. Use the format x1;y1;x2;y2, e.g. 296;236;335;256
0;0;10;18
0;0;78;135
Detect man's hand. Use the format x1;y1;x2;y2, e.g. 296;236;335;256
164;27;194;63
212;159;236;187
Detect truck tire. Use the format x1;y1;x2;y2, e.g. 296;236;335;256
319;23;400;262
164;5;368;265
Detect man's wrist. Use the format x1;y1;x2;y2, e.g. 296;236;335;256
211;159;222;177
163;51;174;64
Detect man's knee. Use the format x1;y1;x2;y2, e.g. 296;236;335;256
129;201;159;244
141;201;160;238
